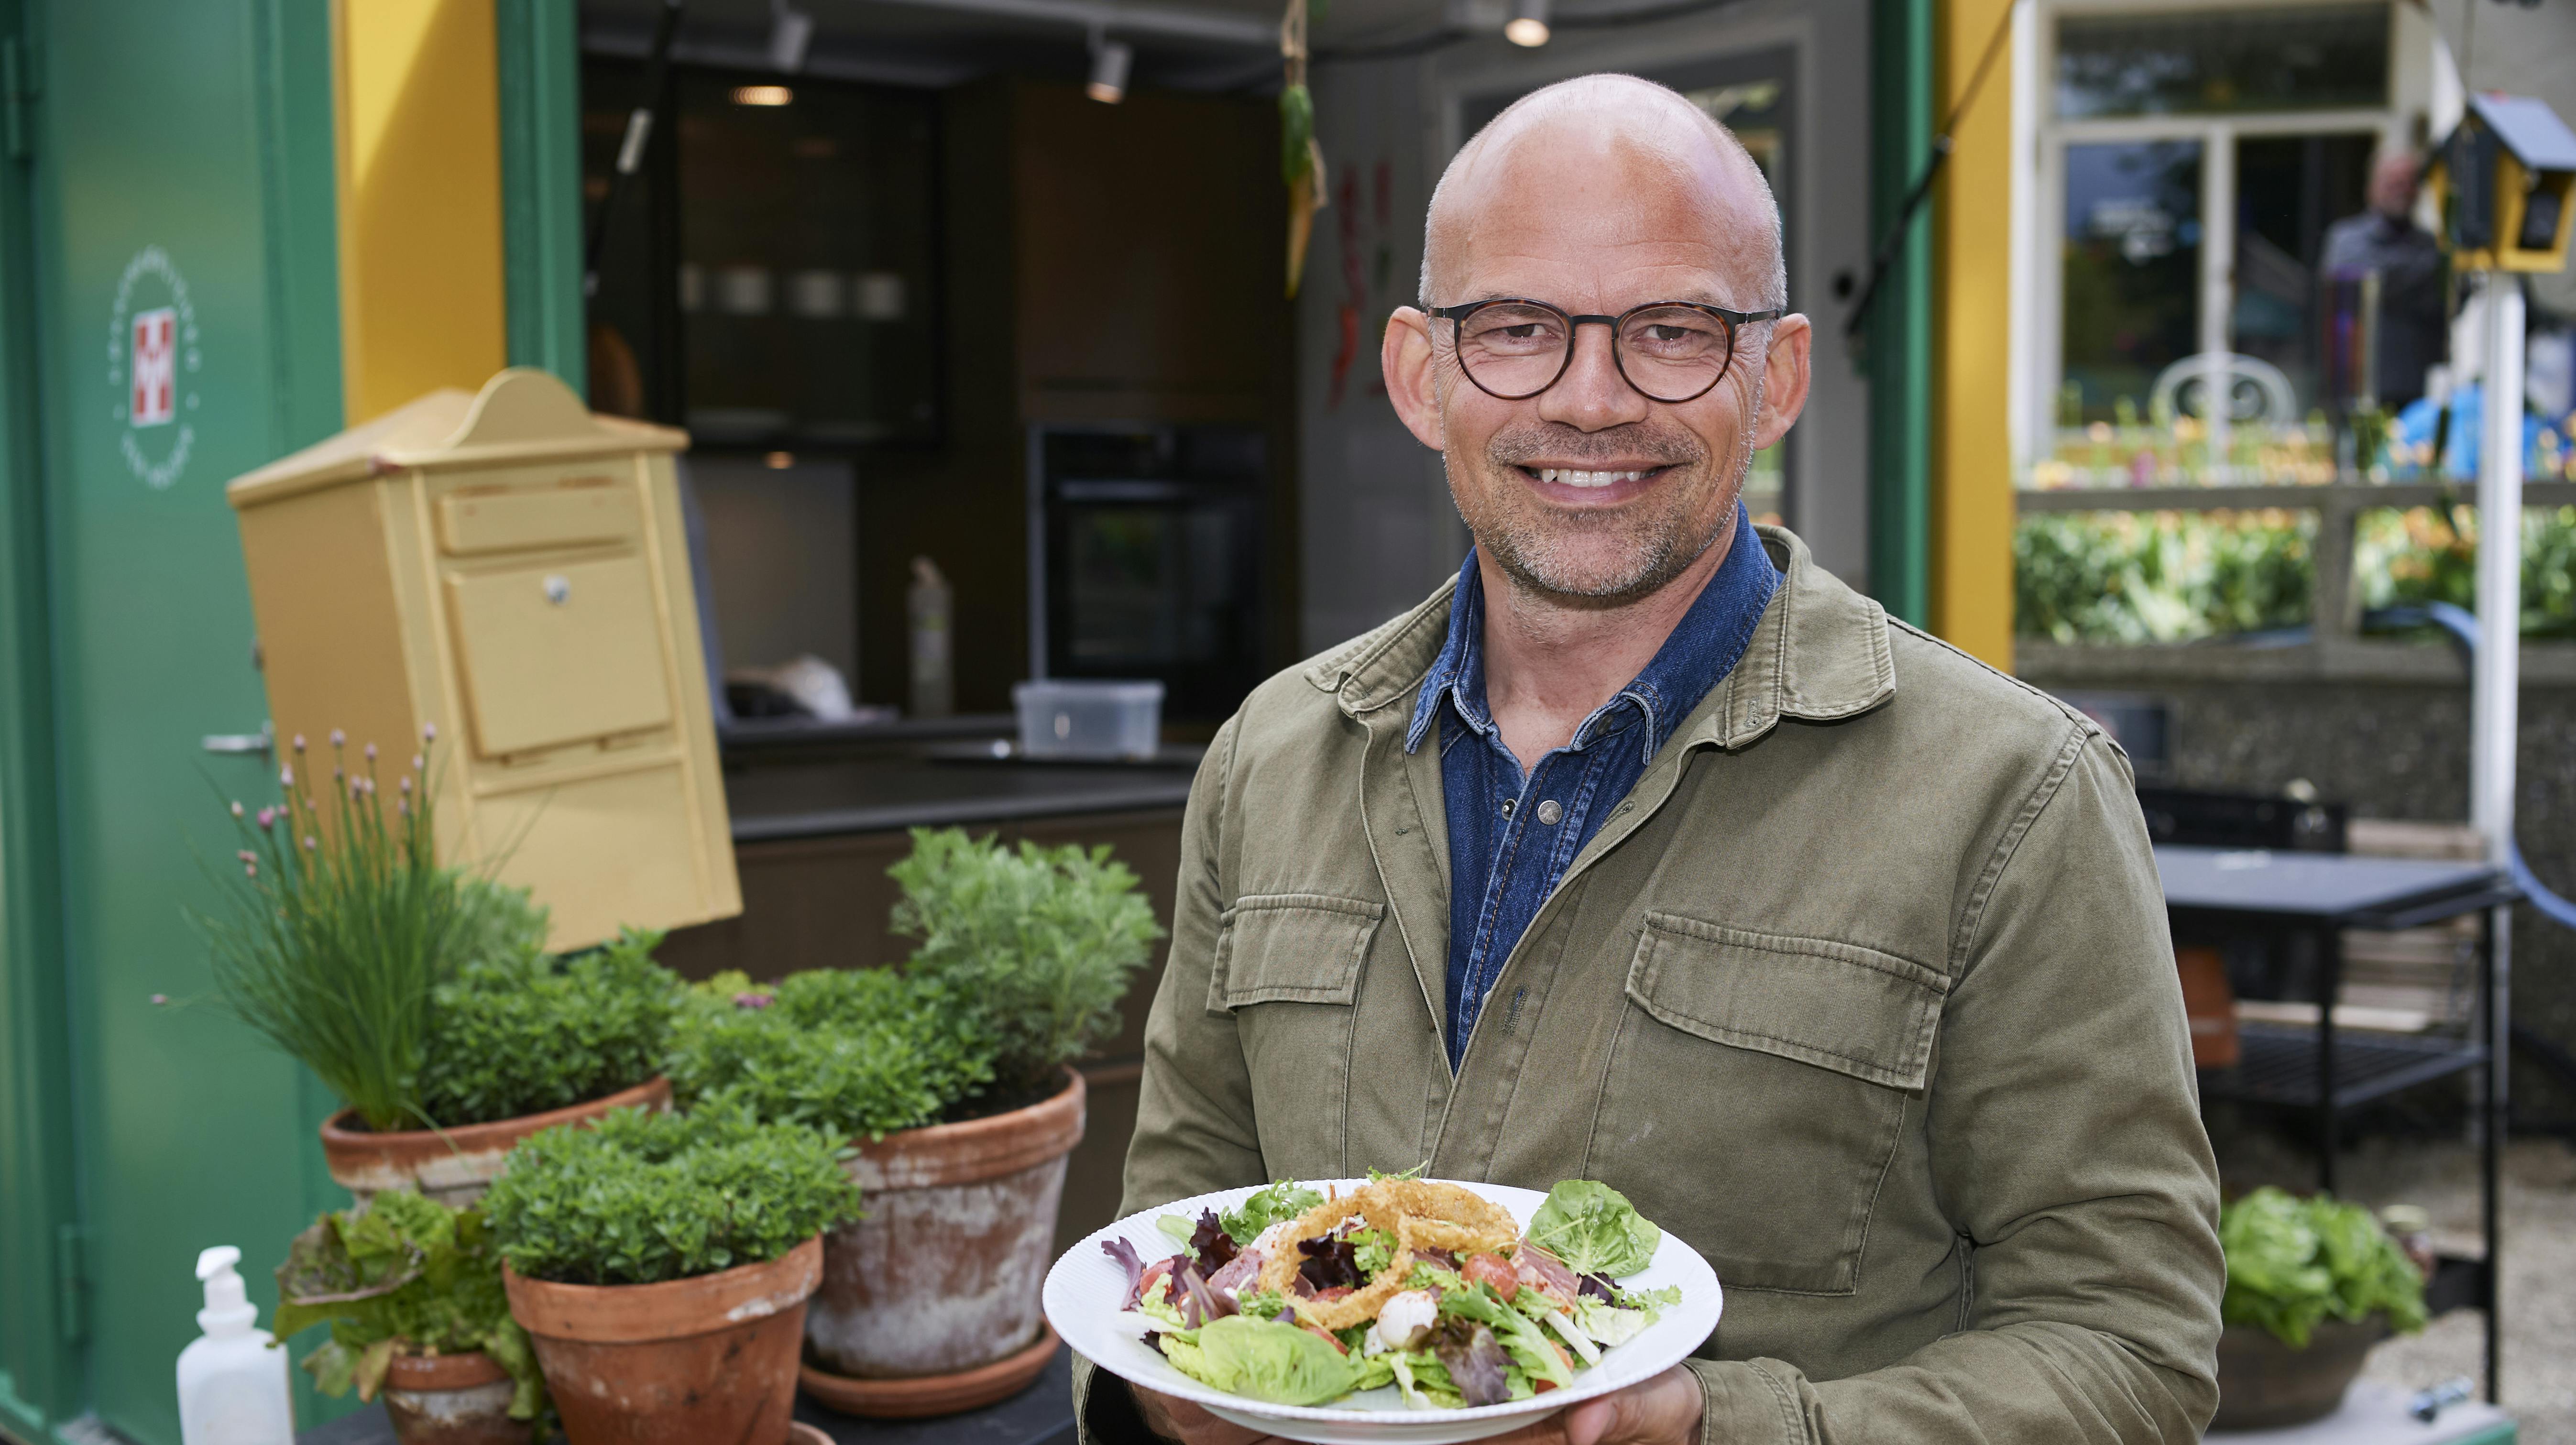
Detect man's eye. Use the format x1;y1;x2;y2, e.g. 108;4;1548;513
1502;324;1540;339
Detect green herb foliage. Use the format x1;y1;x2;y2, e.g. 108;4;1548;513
664;968;994;1139
196;733;461;1132
1525;1179;1661;1279
889;828;1164;1099
2220;1186;2426;1347
416;919;680;1126
479;1104;863;1286
273;1190;544;1421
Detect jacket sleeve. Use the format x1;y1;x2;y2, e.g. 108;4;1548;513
1075;714;1266;1443
1689;729;2225;1444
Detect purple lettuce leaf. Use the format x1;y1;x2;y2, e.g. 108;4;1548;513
1296;1235;1363;1293
1103;1237;1150;1311
1188;1209;1239;1274
1430;1317;1511;1406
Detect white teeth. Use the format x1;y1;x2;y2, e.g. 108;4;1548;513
1536;468;1649;488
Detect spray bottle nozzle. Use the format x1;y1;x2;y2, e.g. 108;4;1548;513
194;1245;255;1332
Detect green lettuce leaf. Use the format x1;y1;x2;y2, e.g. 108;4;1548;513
1440;1284;1573;1390
1525;1180;1661;1278
1220;1180;1323;1246
2220;1186;2425;1347
1158;1315;1363;1405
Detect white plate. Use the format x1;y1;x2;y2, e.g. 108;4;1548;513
1042;1179;1722;1445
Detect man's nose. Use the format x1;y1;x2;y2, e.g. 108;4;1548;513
1537;320;1652;431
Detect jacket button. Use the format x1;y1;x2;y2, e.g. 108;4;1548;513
1535;799;1563;825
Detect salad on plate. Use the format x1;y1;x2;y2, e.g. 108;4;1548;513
1099;1175;1680;1410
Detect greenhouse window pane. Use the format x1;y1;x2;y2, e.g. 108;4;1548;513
2057;5;2390;119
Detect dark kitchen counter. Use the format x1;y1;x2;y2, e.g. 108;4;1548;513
722;750;1201;843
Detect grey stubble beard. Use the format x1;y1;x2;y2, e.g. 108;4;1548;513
1449;369;1764;610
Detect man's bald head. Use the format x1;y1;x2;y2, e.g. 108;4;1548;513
1421;74;1786;311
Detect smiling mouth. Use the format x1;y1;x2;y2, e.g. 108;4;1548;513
1519;465;1672;489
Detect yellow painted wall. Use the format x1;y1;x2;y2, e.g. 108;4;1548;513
334;0;509;424
1931;0;2016;670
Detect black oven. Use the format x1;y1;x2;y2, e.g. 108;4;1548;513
1029;425;1268;724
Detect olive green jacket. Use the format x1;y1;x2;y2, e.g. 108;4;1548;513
1076;526;2223;1443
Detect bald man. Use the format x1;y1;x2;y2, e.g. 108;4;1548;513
1076;76;2222;1445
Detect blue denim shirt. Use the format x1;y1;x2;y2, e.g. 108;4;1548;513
1404;503;1779;1070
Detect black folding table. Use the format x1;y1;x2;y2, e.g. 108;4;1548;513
2156;844;2517;1401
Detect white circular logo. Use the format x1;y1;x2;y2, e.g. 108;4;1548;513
105;246;200;490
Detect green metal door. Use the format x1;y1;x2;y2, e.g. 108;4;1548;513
2;2;344;1442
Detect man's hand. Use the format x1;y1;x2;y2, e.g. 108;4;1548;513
1130;1367;1702;1445
1487;1367;1704;1445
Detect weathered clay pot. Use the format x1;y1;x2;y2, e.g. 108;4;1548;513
2211;1317;2388;1432
503;1237;822;1445
800;1068;1083;1414
320;1076;670;1206
380;1350;531;1445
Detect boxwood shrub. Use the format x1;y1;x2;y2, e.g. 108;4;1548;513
664;967;993;1141
480;1105;862;1286
415;897;682;1127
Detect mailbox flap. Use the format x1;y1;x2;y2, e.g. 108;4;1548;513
446;556;674;756
438;482;640;555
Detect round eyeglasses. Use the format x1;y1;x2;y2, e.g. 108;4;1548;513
1428;298;1784;404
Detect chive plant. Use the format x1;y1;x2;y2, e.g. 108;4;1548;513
196;726;460;1132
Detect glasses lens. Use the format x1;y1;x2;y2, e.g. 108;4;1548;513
1453;303;1569;397
1617;306;1735;401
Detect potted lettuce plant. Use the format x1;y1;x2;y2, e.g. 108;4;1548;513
274;1189;544;1445
199;729;682;1203
2211;1186;2427;1430
480;1105;860;1445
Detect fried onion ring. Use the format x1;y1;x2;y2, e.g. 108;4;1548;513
1245;1181;1524;1330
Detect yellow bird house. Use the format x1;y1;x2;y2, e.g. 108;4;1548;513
226;369;741;951
2430;92;2576;274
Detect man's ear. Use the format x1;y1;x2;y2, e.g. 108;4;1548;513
1383;307;1446;452
1751;313;1812;450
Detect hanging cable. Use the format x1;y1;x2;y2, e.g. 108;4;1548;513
1840;0;2018;341
585;0;686;299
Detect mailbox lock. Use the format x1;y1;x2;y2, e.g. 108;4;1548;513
543;574;571;606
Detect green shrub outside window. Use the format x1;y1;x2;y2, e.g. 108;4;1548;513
2015;505;2576;643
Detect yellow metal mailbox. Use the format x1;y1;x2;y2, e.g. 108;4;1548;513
227;369;741;949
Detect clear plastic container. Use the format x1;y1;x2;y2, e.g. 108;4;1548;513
1014;679;1163;760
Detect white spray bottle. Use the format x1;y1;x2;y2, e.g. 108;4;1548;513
175;1245;294;1445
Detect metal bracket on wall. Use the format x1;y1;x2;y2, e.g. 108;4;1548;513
53;1224;87;1346
0;37;34;163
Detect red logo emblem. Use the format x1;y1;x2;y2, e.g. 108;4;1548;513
130;307;175;427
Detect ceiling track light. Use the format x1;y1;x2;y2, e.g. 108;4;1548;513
1087;28;1133;103
1504;0;1550;46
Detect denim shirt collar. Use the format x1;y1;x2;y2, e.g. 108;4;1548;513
1404;500;1780;764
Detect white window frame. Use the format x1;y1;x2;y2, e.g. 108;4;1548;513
2020;0;2413;473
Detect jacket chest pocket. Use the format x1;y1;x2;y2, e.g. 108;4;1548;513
1210;893;1385;1178
1583;912;1946;1296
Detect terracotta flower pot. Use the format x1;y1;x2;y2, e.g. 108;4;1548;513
503;1236;823;1445
800;1068;1083;1415
2211;1317;2389;1432
379;1350;531;1445
319;1076;670;1206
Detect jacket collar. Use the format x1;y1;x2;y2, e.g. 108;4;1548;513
1305;524;1895;748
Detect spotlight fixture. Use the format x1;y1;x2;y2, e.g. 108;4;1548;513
769;1;815;72
765;451;796;470
1086;33;1132;104
732;84;794;106
1504;0;1550;46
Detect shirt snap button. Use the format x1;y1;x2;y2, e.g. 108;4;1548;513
1500;798;1516;817
1535;799;1564;825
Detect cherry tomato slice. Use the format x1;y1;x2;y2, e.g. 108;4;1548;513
1462;1252;1519;1301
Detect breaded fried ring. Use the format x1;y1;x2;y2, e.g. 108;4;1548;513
1396;1215;1515;1256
